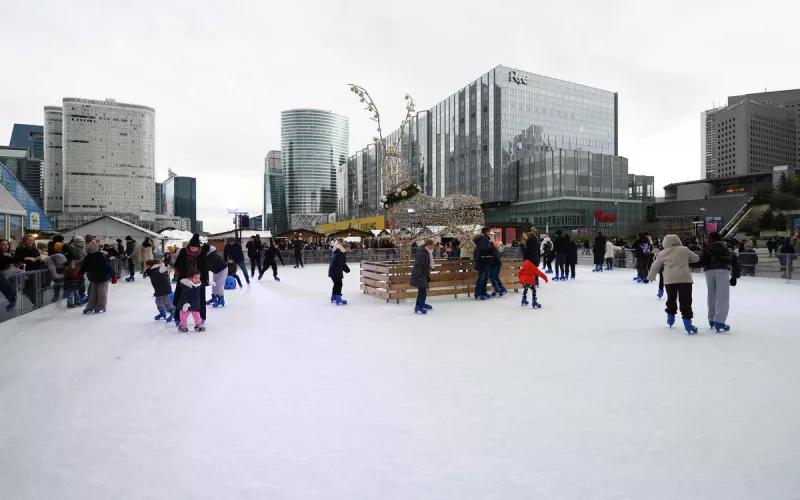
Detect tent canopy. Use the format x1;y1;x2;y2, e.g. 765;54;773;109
275;229;325;239
326;228;372;239
59;215;160;243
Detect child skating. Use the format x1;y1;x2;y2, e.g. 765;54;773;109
145;258;175;322
328;241;350;305
62;260;84;308
177;269;205;332
646;234;700;334
517;259;549;308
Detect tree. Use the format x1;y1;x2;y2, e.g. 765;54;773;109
752;184;774;205
777;172;789;193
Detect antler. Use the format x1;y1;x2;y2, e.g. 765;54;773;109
348;84;384;148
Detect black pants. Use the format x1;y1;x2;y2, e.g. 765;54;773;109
636;257;648;280
665;283;693;320
416;286;427;308
250;254;263;277
742;266;755;277
605;258;613;269
294;252;303;267
331;277;343;296
230;274;242;286
262;261;278;277
522;284;537;301
566;263;575;278
0;273;15;301
555;253;566;276
127;258;135;278
659;269;664;291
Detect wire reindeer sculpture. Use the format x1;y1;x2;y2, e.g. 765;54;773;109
349;84;485;263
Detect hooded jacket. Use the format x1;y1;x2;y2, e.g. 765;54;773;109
264;244;284;266
524;236;541;265
177;278;202;311
518;260;549;286
540;236;553;255
62;266;84;289
473;234;492;270
174;246;209;284
552;234;566;255
44;253;68;280
80;242;115;283
140;239;154;263
604;241;620;260
204;247;227;274
63;236;86;264
223;242;245;263
146;263;173;296
565;238;578;265
696;240;738;273
409;247;432;288
646;234;699;285
125;238;139;265
328;243;350;279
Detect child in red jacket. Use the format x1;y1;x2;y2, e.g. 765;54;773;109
518;260;549;308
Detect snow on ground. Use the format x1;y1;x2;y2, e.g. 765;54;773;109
1;264;799;500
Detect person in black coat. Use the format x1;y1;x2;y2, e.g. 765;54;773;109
246;235;264;278
79;241;116;313
260;238;284;281
292;238;305;268
553;231;567;279
145;259;175;320
14;234;44;307
328;241;350;304
523;231;540;266
177;271;205;332
592;232;607;272
564;234;578;279
47;234;64;257
223;237;249;284
172;234;208;324
410;239;434;313
737;244;758;277
472;228;493;300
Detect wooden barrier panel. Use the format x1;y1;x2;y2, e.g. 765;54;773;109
360;259;524;303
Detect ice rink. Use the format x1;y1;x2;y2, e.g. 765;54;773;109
1;263;799;500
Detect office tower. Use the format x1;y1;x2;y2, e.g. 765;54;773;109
9;124;44;160
43;107;63;214
160;171;197;233
264;150;288;233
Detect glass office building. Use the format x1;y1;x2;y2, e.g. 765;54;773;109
264;151;288;234
161;174;197;233
0;156;53;231
43;107;63;214
9;124;44;160
281;109;348;229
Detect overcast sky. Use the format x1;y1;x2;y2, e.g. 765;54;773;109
2;0;799;232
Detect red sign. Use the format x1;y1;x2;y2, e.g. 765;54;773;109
505;228;517;245
595;211;617;223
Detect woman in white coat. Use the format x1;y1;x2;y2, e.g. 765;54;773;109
604;240;621;271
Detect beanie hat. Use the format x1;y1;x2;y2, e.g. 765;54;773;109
189;233;201;248
87;241;99;254
54;242;64;253
125;235;132;241
201;243;211;253
54;235;64;243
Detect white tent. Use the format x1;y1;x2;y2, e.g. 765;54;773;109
207;229;273;241
59;216;160;245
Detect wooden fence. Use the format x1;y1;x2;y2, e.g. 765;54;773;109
360;259;524;303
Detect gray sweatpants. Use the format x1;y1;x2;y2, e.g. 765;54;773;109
155;294;174;313
705;269;730;324
211;269;228;297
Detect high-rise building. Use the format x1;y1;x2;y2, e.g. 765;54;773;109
44;98;156;229
700;107;725;179
9;124;44;160
196;220;203;234
160;171;197;232
0;146;43;208
728;89;800;166
249;215;263;231
155;182;164;215
0;150;53;231
264;150;288;234
43;107;63;214
281;110;348;229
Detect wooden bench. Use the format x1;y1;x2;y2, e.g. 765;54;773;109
360;259;524;303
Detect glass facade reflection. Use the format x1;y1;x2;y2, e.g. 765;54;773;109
264;151;288;234
162;175;197;233
0;158;53;231
281;109;348;228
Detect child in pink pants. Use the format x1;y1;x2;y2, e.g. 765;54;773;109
177;270;206;332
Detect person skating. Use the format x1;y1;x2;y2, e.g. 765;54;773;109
259;238;284;281
552;231;567;280
43;248;68;302
203;244;228;307
223;237;249;284
177;269;206;332
604;239;621;271
582;239;591;255
647;234;700;334
738;244;759;277
632;232;652;282
123;236;138;282
140;237;154;276
79;241;116;313
518;259;549;308
145;258;175;321
564;234;578;280
524;231;541;266
779;237;797;280
328;240;350;305
292;238;305;268
592;232;607;272
473;228;493;300
540;234;554;274
173;234;209;326
14;234;44;307
246;235;264;278
410;239;435;314
694;231;740;332
488;241;507;296
61;259;84;308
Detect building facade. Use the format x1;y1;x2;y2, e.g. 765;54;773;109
155;181;164;215
0;154;53;231
0;146;43;208
44;98;156;229
281;110;348;229
700;107;725;179
154;214;192;232
728;89;800;167
160;172;197;232
264;150;288;234
43;106;63;214
9;124;44;160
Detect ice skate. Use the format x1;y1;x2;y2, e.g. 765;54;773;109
545;269;552;274
206;296;218;306
713;322;731;333
666;314;675;328
217;296;225;307
491;290;499;297
570;276;576;280
93;307;105;313
709;320;715;329
178;325;189;332
498;286;507;296
330;295;336;303
258;274;264;281
531;300;542;309
413;306;428;314
293;265;299;269
154;309;166;320
683;319;698;335
165;311;174;322
423;304;433;310
125;276;134;282
521;298;529;306
194;324;206;332
274;276;280;282
553;274;561;281
334;295;348;305
82;308;92;314
657;289;664;299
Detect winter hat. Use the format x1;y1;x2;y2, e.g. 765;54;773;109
54;242;64;253
125;235;132;241
167;245;176;252
72;235;85;247
201;243;211;253
54;235;64;243
87;241;99;253
189;233;201;248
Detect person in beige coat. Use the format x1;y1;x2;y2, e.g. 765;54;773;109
140;237;155;274
647;234;700;334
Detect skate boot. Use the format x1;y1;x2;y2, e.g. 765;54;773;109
423;304;433;310
633;276;640;281
301;264;304;268
258;274;263;281
553;274;561;281
194;324;206;332
330;295;336;303
125;276;134;282
570;276;576;280
80;295;88;304
93;307;105;314
666;314;675;328
293;265;299;269
335;295;348;305
531;300;542;309
683;319;699;335
657;289;664;299
206;296;218;306
274;276;280;282
178;325;189;332
5;296;16;312
165;311;174;322
491;289;499;297
709;320;715;329
545;269;553;274
713;322;731;333
413;306;428;314
217;296;225;307
83;307;93;314
521;297;529;306
154;309;166;320
498;286;507;296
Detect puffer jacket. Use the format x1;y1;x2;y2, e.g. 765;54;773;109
696;241;735;271
646;234;699;285
604;241;619;259
177;278;202;312
518;260;549;286
473;234;492;270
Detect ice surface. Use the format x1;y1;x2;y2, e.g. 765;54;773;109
1;264;799;500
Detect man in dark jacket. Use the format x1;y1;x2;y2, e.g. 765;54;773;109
738;244;758;277
473;228;493;300
260;238;284;281
246;235;263;278
223;237;249;285
553;231;567;280
328;241;350;305
631;232;650;280
124;236;137;282
779;237;797;280
592;232;608;273
292;239;305;268
47;235;64;257
564;234;578;279
694;231;740;332
202;244;228;308
523;231;540;266
410;239;434;313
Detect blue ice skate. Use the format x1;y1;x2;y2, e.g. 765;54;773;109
82;308;92;314
206;296;218;306
709;320;714;329
330;295;336;303
683;319;698;335
713;322;731;333
165;311;174;322
553;274;561;281
125;276;134;282
666;314;675;328
531;300;542;309
413;306;427;314
217;296;225;307
423;304;433;310
154;309;166;320
521;297;529;306
93;307;105;314
545;269;553;274
633;276;640;281
274;276;280;282
334;295;347;305
498;286;507;296
657;289;664;299
491;290;499;297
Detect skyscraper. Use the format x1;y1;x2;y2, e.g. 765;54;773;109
281;110;348;229
264;150;288;234
9;124;44;160
43;107;63;214
44;98;156;229
160;171;198;232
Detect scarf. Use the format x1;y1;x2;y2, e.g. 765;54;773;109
185;247;200;271
427;247;435;270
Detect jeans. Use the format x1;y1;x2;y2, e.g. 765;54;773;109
415;286;428;308
705;269;730;324
475;267;491;297
0;273;15;301
127;258;135;278
566;263;575;278
489;266;503;291
66;287;81;306
636;257;648;281
665;283;693;320
236;260;250;283
555;254;566;276
155;294;174;313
